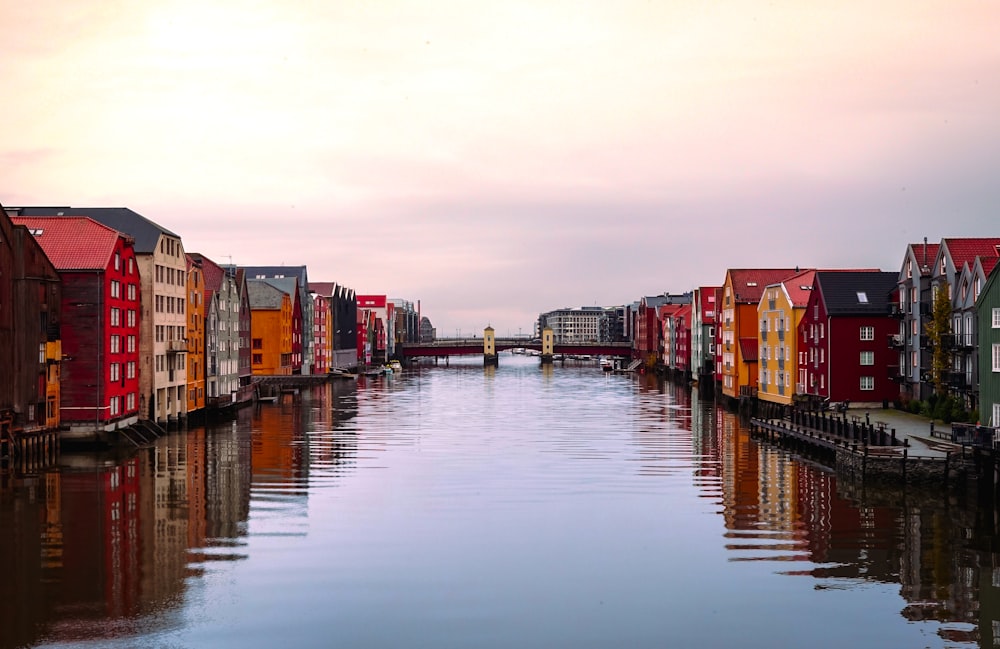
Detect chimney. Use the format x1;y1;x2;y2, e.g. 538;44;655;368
922;237;928;266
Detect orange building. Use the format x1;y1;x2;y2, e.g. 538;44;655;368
720;269;799;400
248;279;293;375
186;255;205;415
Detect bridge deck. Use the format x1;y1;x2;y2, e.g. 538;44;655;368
400;340;632;357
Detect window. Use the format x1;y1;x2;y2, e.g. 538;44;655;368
993;308;1000;329
252;338;263;350
860;351;874;365
253;353;263;365
110;307;120;327
110;335;120;354
127;310;136;328
127;361;136;379
110;363;120;382
860;376;874;390
860;326;874;341
127;283;137;301
994;344;1000;372
114;252;121;271
856;291;868;303
110;280;120;298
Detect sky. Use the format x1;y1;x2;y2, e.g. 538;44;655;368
3;1;999;337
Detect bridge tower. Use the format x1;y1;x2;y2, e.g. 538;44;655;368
541;326;554;364
483;326;498;366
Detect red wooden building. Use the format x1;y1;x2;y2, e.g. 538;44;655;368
797;271;899;407
13;216;141;432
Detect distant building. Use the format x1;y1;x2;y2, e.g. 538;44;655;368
420;316;436;342
537;306;615;344
242;266;314;374
192;254;243;408
976;262;1000;427
247;279;293;376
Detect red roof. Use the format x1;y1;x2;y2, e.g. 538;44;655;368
738;337;758;362
981;257;998;278
943;238;1000;269
781;270;816;307
908;242;940;273
10;216;123;270
727;269;801;303
310;282;337;297
191;253;226;304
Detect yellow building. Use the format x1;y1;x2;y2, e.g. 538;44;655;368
757;270;815;406
248;279;293;376
186;256;205;415
720;269;799;401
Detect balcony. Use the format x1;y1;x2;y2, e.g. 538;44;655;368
777;329;785;341
946;372;968;390
953;334;974;350
888;333;904;349
918;334;929;349
889;303;905;318
166;339;188;353
887;364;905;383
760;329;768;340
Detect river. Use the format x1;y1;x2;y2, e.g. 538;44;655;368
1;354;997;648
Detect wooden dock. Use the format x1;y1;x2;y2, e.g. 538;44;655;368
749;411;968;484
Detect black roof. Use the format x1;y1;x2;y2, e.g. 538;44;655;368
816;271;897;316
12;207;179;253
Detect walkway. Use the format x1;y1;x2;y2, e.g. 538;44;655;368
840;407;960;459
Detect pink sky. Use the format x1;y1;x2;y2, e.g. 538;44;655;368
3;1;999;335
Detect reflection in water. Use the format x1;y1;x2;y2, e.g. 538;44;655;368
2;361;1000;647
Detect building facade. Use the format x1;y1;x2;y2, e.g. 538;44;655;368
11;216;141;433
186;255;205;416
977;264;1000;427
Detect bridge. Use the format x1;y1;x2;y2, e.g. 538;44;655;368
398;337;633;359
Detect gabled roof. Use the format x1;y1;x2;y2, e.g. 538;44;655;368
11;207;178;253
309;282;336;297
726;269;800;304
241;265;309;292
781;269;817;308
904;241;940;276
941;237;1000;270
262;277;299;303
982;257;999;278
189;253;226;304
10;216;124;270
816;271;898;316
247;279;286;310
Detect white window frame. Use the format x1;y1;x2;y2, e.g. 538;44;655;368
860;351;874;366
860;376;874;391
994;343;1000;372
993;308;1000;329
860;326;874;341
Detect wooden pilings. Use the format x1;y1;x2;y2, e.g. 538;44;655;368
1;429;59;474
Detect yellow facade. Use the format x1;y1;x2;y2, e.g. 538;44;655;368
44;340;61;429
757;271;815;406
720;269;799;400
251;294;293;376
186;261;205;414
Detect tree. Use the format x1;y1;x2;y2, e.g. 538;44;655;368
923;285;952;396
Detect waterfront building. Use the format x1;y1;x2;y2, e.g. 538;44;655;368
310;282;358;370
976;262;1000;427
672;304;693;379
241;266;314;374
896;240;940;402
691;286;720;385
757;270;816;407
185;255;205;416
658;302;685;371
719;269;799;400
634;294;691;367
191;254;242;408
261;277;303;374
247;279;293;375
357;295;392;363
10;207;187;424
952;257;998;412
11;216;140;433
390;298;421;347
929;238;1000;409
797;271;898;407
0;207;63;439
311;291;332;374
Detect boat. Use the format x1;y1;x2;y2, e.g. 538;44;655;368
601;358;614;372
387;360;402;371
